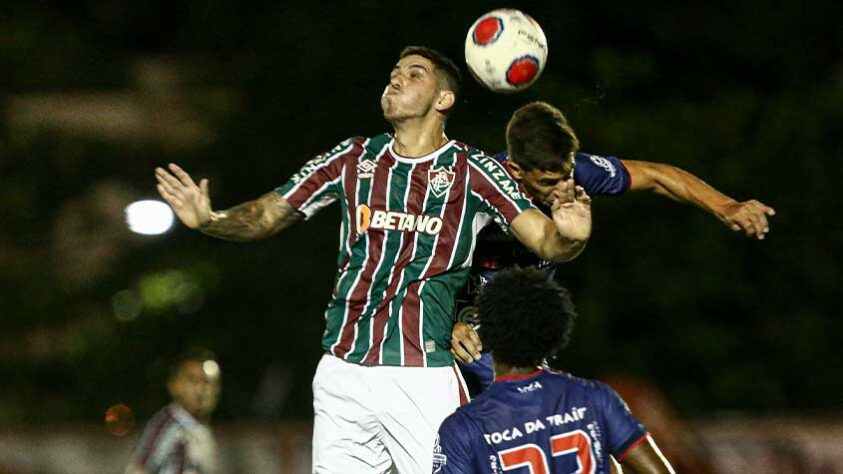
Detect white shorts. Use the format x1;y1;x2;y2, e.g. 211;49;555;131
312;353;469;474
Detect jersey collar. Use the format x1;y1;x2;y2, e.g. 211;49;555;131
388;136;455;163
494;368;543;382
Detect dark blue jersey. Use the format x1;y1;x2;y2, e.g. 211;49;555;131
435;370;648;474
467;151;630;275
456;152;631;397
492;151;631;196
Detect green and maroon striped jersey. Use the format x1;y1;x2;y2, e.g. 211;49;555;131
276;134;536;367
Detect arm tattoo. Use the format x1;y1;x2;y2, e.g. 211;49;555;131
198;192;302;241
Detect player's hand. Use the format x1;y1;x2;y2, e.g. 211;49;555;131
155;163;212;229
451;322;482;363
719;199;776;240
550;180;592;243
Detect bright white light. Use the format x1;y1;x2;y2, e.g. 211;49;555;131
125;200;175;235
203;360;221;379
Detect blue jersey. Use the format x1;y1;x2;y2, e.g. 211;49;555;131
493;151;631;196
456;152;631;396
435;370;647;474
465;151;630;281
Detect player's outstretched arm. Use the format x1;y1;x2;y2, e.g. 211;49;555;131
155;163;302;241
619;435;675;474
623;160;775;240
510;180;592;262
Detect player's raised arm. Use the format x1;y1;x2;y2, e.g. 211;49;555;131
156;163;302;241
510;179;592;262
622;159;776;240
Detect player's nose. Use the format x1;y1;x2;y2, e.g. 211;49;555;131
389;74;404;90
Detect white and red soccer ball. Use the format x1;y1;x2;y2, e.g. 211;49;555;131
464;9;548;93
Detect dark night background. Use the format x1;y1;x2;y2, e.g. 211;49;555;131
1;0;840;428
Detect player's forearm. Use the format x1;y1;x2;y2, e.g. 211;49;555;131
511;208;590;263
198;192;301;241
539;231;587;262
628;161;736;220
535;218;589;262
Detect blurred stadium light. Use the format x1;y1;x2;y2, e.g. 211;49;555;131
125;200;174;235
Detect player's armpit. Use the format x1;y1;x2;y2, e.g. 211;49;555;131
199;192;302;241
618;435;675;474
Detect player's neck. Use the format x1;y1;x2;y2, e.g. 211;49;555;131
391;119;448;158
494;361;542;379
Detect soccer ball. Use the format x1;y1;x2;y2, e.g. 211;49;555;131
464;9;548;93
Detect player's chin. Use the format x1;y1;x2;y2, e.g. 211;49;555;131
381;105;403;122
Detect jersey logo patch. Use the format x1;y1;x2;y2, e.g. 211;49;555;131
355;204;443;235
428;167;455;198
357;159;377;179
588;155;617;178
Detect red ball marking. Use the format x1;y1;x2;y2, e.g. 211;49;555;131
506;57;540;86
473;17;502;45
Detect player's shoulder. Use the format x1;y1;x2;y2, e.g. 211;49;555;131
451;140;495;162
322;134;389;163
439;403;481;440
574;152;624;174
313;136;370;162
135;405;187;455
142;404;179;432
542;369;615;398
491;150;509;164
362;133;392;151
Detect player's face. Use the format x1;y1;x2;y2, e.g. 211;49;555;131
168;360;221;420
508;157;575;206
381;55;441;122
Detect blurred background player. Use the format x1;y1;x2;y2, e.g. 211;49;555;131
126;348;221;474
155;47;591;473
452;101;776;395
435;267;675;474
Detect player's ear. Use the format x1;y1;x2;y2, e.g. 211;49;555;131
435;90;455;114
506;161;525;182
167;379;178;399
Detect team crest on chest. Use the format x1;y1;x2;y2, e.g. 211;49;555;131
428;167;455;198
357;159;377;179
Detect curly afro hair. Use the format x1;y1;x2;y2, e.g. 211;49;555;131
476;267;577;367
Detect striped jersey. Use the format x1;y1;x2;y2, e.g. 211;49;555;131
276;134;536;367
126;404;218;474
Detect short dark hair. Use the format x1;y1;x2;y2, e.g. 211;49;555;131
506;101;580;172
400;46;462;109
476;267;577;367
168;347;217;381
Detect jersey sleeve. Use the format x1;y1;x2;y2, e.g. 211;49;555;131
595;382;648;460
468;151;537;232
127;417;180;473
275;137;361;219
457;352;495;398
573;153;630;196
435;412;477;473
